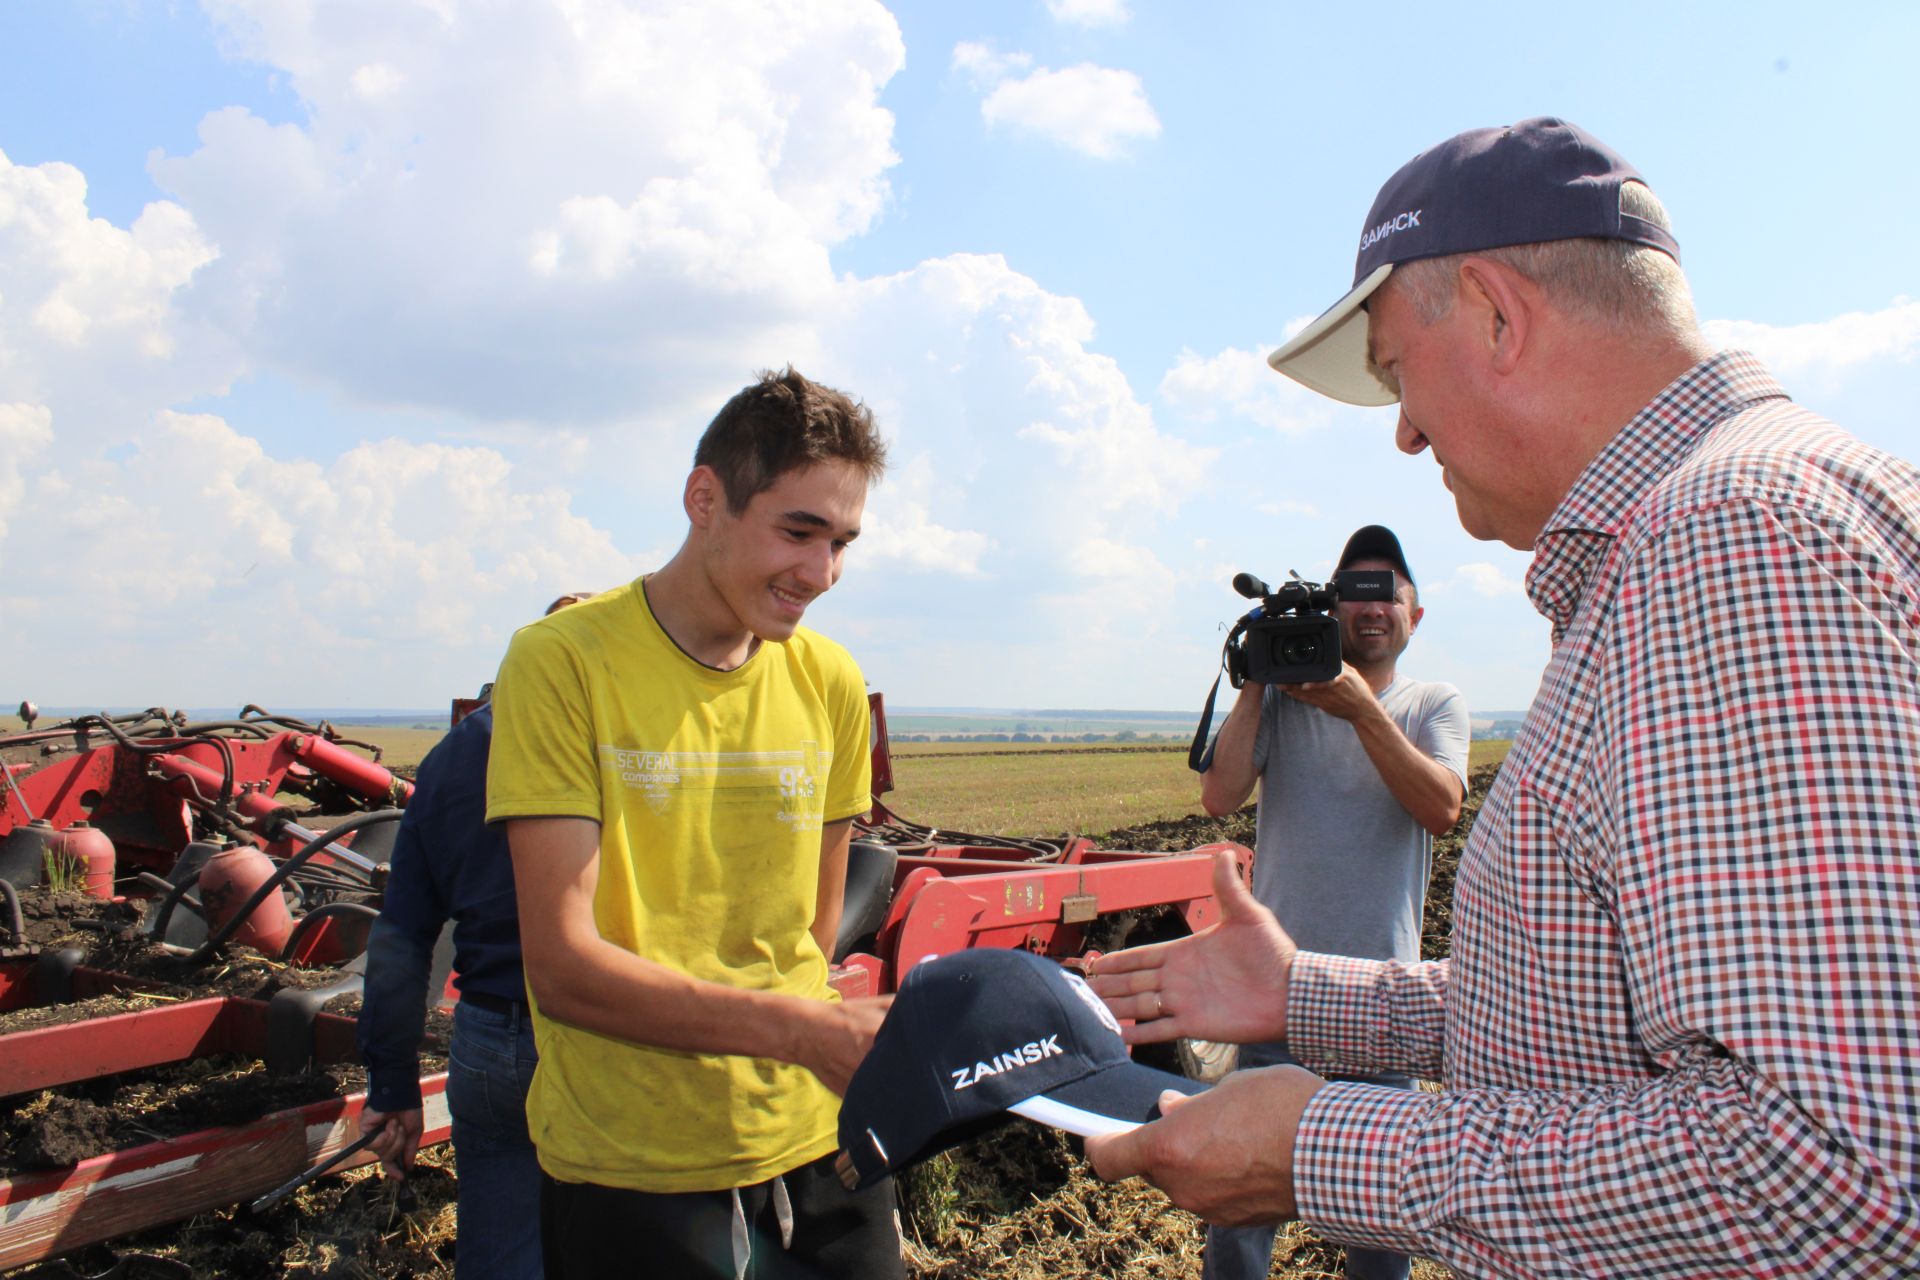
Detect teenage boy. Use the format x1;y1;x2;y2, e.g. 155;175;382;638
487;368;902;1279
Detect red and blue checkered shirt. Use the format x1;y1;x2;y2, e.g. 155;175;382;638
1287;351;1920;1278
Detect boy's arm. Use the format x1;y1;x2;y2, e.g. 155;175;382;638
811;817;854;962
509;816;887;1095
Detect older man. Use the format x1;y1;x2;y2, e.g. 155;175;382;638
1089;118;1920;1278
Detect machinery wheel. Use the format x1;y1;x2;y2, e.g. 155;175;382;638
1133;1034;1238;1084
1173;1036;1239;1084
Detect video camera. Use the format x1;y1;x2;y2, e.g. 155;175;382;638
1223;569;1397;686
1186;566;1399;772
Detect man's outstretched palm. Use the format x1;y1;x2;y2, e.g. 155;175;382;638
1088;849;1295;1049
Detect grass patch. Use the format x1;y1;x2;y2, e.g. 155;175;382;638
328;725;446;771
884;738;1511;838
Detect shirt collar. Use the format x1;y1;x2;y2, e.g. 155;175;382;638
1524;350;1790;629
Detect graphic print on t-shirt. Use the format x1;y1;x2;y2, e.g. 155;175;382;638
602;740;830;828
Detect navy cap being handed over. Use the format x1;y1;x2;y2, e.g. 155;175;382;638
835;948;1207;1190
1267;117;1681;407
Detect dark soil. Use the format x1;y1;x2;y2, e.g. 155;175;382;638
888;764;1501;1280
1;764;1501;1279
1;889;457;1279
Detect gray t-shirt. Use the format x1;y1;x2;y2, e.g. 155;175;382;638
1248;675;1470;963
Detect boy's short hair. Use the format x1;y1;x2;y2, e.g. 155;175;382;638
695;368;888;512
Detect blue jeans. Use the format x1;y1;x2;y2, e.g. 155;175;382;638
448;999;543;1280
1201;1043;1411;1280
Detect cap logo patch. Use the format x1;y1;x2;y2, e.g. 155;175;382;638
1359;209;1422;252
949;1035;1063;1090
1063;970;1124;1036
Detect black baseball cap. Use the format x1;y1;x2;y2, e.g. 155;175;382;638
835;948;1206;1190
1268;117;1682;407
1338;524;1413;586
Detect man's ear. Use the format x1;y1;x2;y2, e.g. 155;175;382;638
1456;257;1534;378
685;464;724;528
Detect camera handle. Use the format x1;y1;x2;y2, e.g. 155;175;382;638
1187;615;1255;774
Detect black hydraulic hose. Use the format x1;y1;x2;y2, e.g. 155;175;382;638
136;870;203;922
0;875;23;945
239;705;323;734
286;866;378;895
171;720;277;739
0;707;179;750
144;867;206;942
179;809;403;965
857;814;1062;861
278;901;381;962
310;723;386;760
80;716;239;814
104;708;176;731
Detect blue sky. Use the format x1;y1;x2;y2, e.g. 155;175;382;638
2;0;1915;715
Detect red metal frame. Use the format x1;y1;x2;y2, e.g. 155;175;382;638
0;692;1245;1265
0;1084;451;1269
866;692;895;803
0;959;450;1270
2;727;411;886
829;839;1252;998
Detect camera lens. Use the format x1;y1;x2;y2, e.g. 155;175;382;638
1279;635;1319;665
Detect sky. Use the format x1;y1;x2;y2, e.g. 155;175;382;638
1;0;1915;717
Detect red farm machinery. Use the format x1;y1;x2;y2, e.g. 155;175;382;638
0;695;1245;1270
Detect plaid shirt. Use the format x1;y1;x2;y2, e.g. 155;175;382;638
1286;351;1920;1278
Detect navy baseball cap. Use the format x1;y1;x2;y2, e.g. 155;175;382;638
1338;524;1413;586
835;948;1206;1190
1268;117;1682;407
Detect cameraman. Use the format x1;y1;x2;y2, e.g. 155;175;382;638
1196;523;1468;1280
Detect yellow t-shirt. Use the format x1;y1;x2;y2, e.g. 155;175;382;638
485;577;873;1192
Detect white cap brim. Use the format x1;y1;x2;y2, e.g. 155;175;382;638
1266;263;1398;407
1008;1094;1142;1138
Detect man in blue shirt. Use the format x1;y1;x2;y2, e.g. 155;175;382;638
357;592;592;1280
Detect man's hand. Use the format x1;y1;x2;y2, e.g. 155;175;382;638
793;995;893;1096
1087;849;1294;1047
1279;662;1378;723
358;1106;424;1180
1084;1065;1325;1224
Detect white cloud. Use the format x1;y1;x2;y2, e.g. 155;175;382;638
953;43;1160;159
349;63;405;100
1046;0;1131;28
952;40;1030;83
1256;499;1321;518
1066;534;1173;585
0;403;53;540
1704;298;1920;382
981;65;1160;159
0;149;228;426
1445;562;1527;598
153;0;906;425
0;408;642;704
1037;533;1182;650
1158;345;1345;435
860;457;994;575
0;3;1234;709
831;252;1214;521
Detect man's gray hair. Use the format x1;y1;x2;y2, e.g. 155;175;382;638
1389;182;1698;339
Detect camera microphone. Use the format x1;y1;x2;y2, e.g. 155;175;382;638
1232;572;1270;600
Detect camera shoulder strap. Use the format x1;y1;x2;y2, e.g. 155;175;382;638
1187;670;1226;773
1187;619;1250;773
